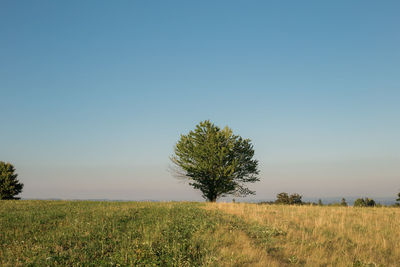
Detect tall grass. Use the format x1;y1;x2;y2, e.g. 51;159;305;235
206;203;400;266
1;201;399;266
0;201;274;266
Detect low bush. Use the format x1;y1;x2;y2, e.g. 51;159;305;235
354;198;376;207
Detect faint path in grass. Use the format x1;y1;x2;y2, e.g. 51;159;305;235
7;201;391;266
205;202;400;266
201;204;293;266
1;201;282;266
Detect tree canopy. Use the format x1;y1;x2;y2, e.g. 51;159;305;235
0;162;24;200
275;192;303;205
354;198;376;207
171;120;259;202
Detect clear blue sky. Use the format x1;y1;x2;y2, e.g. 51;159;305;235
1;1;399;200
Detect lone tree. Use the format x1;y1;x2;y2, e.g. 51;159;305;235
171;120;259;202
0;162;24;200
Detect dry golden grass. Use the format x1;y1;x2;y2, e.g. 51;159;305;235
206;203;400;266
207;224;281;267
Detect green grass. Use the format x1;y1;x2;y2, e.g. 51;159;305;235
1;201;211;266
1;201;399;266
0;201;277;266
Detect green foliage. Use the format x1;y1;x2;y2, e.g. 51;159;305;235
171;120;259;202
289;193;303;205
397;192;400;203
365;198;376;207
275;192;289;204
354;198;365;207
275;192;303;205
0;201;285;266
0;161;23;200
353;259;377;267
318;199;323;206
341;198;348;207
354;198;376;207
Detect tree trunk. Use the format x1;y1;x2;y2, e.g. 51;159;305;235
208;196;217;202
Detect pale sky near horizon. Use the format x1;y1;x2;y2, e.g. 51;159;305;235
1;1;399;201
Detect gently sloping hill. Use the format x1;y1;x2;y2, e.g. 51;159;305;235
1;201;280;266
206;202;400;266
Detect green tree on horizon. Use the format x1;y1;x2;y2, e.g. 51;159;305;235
275;192;303;205
171;120;259;202
0;161;24;200
275;192;290;204
354;197;376;207
289;193;303;205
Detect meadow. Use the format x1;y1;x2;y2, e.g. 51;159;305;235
1;201;399;266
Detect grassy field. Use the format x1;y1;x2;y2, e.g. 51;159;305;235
0;201;399;266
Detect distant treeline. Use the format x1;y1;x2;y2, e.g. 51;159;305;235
258;192;400;207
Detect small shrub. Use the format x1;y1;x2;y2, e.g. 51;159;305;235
354;198;376;207
365;198;376;206
354;198;366;207
275;192;303;205
289;193;303;205
275;192;290;204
